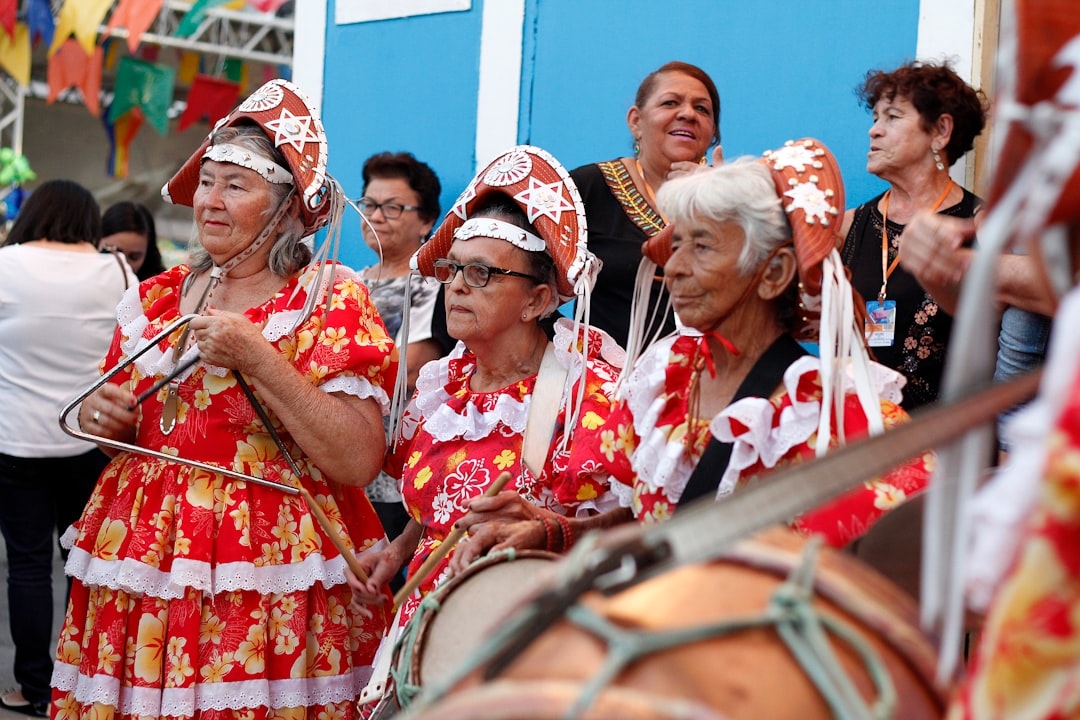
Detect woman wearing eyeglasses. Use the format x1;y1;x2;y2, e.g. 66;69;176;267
358;152;444;544
349;146;623;626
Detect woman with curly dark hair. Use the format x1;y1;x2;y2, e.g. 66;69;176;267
839;60;987;410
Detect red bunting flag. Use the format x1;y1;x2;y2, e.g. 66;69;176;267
103;0;165;54
47;39;103;116
247;0;290;12
0;0;15;39
178;74;239;132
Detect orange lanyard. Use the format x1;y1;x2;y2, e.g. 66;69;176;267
878;179;955;302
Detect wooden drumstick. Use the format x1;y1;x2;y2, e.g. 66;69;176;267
393;470;513;609
297;486;369;584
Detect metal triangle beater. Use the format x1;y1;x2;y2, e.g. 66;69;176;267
58;313;298;496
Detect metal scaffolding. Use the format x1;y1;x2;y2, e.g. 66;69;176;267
5;1;295;151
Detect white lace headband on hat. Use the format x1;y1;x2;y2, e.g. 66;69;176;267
202;143;294;185
452;217;545;252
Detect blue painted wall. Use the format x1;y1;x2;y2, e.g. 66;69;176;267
322;0;921;269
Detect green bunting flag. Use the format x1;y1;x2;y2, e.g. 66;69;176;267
108;56;176;135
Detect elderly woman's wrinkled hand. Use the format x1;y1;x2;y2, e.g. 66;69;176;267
667;147;724;182
189;308;270;375
449;491;548;574
899;211;976;290
80;382;137;443
346;547;401;618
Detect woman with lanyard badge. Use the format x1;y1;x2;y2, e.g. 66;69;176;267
840;60;987;410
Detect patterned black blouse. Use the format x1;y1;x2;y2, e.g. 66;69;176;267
570;160;672;347
841;188;981;410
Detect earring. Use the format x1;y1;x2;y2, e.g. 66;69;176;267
633;140;640;156
521;312;529;322
932;146;945;172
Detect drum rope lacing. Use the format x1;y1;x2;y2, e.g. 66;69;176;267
393;548;522;708
409;538;896;720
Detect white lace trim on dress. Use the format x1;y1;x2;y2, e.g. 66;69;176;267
625;344;906;506
64;546;351;598
711;356;905;499
52;661;370;714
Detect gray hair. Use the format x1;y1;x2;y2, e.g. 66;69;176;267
656;158;791;276
187;125;309;278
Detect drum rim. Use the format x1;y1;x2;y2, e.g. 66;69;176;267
400;549;561;698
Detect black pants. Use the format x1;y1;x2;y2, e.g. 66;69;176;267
0;449;106;705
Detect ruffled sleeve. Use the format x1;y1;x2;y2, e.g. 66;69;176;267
712;356;930;546
274;267;397;413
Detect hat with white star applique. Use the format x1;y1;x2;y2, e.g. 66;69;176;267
416;144;598;305
162;78;332;236
634;138;884;457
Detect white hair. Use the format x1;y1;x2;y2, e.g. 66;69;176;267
656;158;791;275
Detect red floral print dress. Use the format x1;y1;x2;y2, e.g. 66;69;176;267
51;264;395;720
591;333;932;547
387;320;622;624
948;287;1080;720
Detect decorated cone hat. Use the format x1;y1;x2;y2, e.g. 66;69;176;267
415;145;597;304
761;138;845;295
162;78;332;236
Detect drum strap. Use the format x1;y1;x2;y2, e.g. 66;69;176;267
680;334;808;505
522;343;567;477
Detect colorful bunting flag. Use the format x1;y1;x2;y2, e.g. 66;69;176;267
178;74;239;131
108;57;176;135
0;0;15;40
27;0;53;48
222;57;247;88
175;0;231;38
102;37;122;73
177;50;201;86
103;0;166;54
0;22;29;86
104;105;144;179
47;40;103;115
248;0;291;13
49;0;113;57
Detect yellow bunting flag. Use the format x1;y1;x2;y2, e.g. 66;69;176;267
0;22;29;86
177;50;201;86
49;0;114;57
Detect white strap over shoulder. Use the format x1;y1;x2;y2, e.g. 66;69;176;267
522;343;568;477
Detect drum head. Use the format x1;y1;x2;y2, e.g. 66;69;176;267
418;553;556;687
406;679;730;720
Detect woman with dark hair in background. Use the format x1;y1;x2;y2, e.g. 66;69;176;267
840;60;987;410
0;180;134;717
357;151;443;543
571;60;721;348
101;201;166;282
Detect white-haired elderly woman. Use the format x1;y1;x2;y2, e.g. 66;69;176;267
55;81;395;719
594;142;933;546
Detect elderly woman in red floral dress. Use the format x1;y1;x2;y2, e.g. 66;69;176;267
52;80;394;720
454;140;932;561
350;146;623;625
595;139;932;546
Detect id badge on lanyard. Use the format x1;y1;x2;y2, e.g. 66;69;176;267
865;299;897;347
